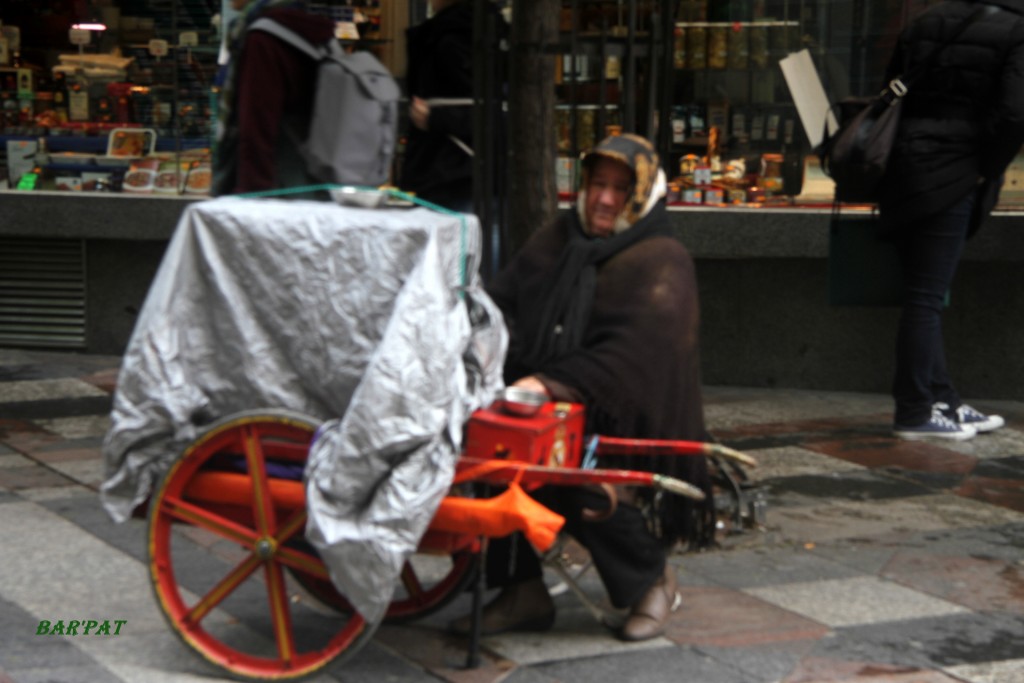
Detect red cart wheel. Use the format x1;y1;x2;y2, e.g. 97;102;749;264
148;410;375;681
288;542;477;622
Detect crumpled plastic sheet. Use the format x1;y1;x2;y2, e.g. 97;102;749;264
101;197;507;624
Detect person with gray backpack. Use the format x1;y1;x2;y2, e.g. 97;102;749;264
212;0;398;197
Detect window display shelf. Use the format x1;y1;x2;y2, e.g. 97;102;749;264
0;0;396;195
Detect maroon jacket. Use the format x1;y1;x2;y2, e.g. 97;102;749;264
230;8;335;193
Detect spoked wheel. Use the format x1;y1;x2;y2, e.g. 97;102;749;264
148;410;375;681
287;540;478;623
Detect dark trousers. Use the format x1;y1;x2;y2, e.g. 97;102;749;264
484;486;665;609
892;192;974;426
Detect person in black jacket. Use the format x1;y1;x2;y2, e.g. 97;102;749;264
880;0;1024;440
449;134;715;642
399;0;505;211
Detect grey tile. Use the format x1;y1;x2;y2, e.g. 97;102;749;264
807;538;906;575
45;459;104;487
745;576;970;628
0;502;167;632
339;639;458;682
3;665;127;683
679;545;864;589
703;387;892;428
0;379;107;403
30;435;106;452
745;445;866;481
824;522;1024;567
756;494;1024;546
0;597;109;671
31;414;111;441
0;352;121;381
0;455;32;469
497;667;563;683
481;624;670;666
694;639;817;683
973;454;1024;479
3;397;112;422
69;630;274;683
16;486;96;504
945;659;1024;683
0;350;35;367
38;495;149;564
761;470;934;507
813;611;1024;670
519;644;750;683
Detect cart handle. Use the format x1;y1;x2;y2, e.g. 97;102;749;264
594;437;758;469
454;458;706;501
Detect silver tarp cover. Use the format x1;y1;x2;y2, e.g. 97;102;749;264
101;197;507;623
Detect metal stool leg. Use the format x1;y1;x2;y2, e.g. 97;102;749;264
542;536;625;629
464;538;487;669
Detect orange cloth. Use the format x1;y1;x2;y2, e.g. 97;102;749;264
429;483;565;553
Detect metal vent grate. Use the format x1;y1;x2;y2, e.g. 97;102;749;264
0;236;86;349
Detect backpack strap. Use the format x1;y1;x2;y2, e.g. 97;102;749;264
248;17;326;61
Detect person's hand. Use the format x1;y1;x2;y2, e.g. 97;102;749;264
512;376;550;398
410;96;430;131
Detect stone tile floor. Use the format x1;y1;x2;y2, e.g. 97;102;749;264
1;349;1022;683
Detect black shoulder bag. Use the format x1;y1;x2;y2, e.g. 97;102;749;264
819;4;999;204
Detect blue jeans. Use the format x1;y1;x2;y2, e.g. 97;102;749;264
892;192;974;426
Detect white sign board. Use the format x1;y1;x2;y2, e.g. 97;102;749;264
779;49;838;149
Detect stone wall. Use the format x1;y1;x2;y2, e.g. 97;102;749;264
3;194;1023;399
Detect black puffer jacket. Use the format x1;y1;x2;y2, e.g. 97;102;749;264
879;0;1024;235
399;1;506;207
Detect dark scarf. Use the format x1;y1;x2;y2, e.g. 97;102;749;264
518;201;672;370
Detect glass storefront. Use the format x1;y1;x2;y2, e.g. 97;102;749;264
1;0;1021;208
554;0;1024;209
0;0;386;196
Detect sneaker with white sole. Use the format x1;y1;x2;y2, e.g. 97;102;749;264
894;408;977;441
935;402;1005;433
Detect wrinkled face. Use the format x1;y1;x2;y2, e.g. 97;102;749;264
583;158;633;238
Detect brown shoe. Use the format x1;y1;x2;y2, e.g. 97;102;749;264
619;564;681;642
449;578;556;636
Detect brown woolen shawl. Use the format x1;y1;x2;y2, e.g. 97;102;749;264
486;203;716;548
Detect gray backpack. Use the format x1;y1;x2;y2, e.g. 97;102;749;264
249;18;400;187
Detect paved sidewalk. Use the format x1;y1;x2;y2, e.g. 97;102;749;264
1;348;1022;683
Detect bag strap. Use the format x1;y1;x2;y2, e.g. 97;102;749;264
248;17;326;61
884;4;1001;102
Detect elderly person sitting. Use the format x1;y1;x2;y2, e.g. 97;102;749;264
453;133;715;642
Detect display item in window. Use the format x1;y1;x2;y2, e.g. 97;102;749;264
707;24;728;69
686;24;707;69
575;105;598;152
748;22;768;67
673;27;686;69
726;22;748;69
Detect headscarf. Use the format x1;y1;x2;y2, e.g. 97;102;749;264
518;134;669;370
575;133;668;234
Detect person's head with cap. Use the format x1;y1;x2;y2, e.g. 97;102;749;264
577;133;667;238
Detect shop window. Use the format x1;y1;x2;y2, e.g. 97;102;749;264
0;0;390;196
